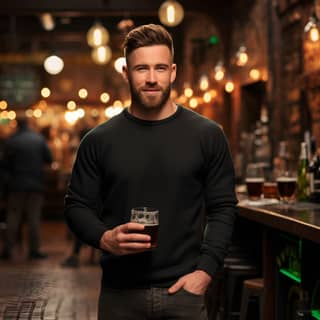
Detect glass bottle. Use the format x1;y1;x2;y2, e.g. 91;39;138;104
309;151;320;202
297;142;309;201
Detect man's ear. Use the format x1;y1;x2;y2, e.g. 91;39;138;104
122;65;128;82
170;64;177;84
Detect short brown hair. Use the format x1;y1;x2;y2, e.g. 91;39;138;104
123;24;174;60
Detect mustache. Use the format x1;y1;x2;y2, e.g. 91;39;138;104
141;85;162;90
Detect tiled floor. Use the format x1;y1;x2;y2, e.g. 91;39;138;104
0;222;101;320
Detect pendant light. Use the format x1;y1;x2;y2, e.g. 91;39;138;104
158;1;184;27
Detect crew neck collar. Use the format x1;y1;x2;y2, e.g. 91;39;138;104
123;105;182;126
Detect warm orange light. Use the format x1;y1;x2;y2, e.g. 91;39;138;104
41;87;51;98
7;110;16;120
203;92;212;103
189;98;198;109
0;100;8;110
235;46;248;66
249;68;260;80
225;81;234;93
199;75;209;91
100;92;110;103
214;62;225;81
78;88;88;99
184;87;193;98
67;100;76;110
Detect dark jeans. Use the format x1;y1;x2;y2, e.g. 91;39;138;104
98;287;208;320
5;191;43;253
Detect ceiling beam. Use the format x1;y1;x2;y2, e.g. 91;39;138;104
0;0;225;15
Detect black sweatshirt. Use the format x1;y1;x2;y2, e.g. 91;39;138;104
64;105;237;288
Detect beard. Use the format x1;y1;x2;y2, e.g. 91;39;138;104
129;81;171;111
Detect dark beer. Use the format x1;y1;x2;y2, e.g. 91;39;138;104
245;178;264;200
141;224;159;248
131;207;159;248
263;182;278;199
277;177;297;200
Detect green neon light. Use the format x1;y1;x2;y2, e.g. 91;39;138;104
312;310;320;319
279;268;301;283
209;35;219;45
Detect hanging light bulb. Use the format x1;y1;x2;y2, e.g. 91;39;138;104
213;61;225;81
199;75;209;91
249;68;261;80
235;45;249;66
39;13;55;31
183;83;193;98
87;22;110;47
43;55;64;75
225;80;235;93
158;0;184;27
304;16;320;42
91;45;112;65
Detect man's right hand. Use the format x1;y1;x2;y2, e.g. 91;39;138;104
99;222;151;255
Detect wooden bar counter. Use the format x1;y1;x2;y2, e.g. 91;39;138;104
237;200;320;320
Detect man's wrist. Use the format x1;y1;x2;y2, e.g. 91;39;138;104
195;269;212;284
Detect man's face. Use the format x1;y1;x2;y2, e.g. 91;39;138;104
123;45;176;110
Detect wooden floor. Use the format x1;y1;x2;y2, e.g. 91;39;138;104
0;222;101;320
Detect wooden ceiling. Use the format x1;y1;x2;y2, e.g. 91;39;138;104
0;0;258;106
0;0;242;54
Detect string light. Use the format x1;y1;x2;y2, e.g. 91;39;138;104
304;16;320;42
158;1;184;27
87;22;110;47
235;45;249;66
213;61;225;81
41;87;51;98
43;55;64;75
225;80;235;93
78;88;88;99
91;45;112;65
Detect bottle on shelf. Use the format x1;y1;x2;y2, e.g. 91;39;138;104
309;149;320;203
297;142;309;201
295;290;311;319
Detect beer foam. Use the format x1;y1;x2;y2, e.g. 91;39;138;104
245;178;265;182
276;177;297;182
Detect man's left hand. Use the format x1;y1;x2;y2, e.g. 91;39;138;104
168;270;212;295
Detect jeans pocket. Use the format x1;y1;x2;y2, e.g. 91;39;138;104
180;288;204;297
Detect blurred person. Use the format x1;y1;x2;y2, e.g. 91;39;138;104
60;237;82;267
64;24;237;320
1;116;53;260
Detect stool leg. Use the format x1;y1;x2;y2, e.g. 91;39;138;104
259;292;264;320
239;287;249;320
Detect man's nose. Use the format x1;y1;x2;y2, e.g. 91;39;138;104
146;69;157;83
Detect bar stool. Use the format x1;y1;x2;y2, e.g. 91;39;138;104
205;245;260;320
220;260;259;320
239;278;264;320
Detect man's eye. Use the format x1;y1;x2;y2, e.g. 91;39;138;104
136;66;148;71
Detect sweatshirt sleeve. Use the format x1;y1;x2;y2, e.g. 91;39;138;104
197;125;238;277
64;133;107;249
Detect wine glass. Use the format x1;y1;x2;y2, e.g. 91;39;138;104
276;170;297;207
245;163;265;201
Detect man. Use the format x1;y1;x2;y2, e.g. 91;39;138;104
1;116;53;260
65;24;237;319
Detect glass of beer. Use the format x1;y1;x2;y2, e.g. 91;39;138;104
263;181;278;199
130;207;159;249
276;171;297;205
245;164;265;200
